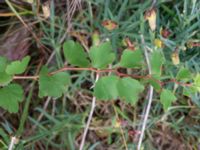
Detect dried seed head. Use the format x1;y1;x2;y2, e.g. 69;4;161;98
122;37;135;50
187;41;194;48
42;2;50;18
160;28;171;38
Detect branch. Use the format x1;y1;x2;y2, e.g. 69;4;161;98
13;66;192;87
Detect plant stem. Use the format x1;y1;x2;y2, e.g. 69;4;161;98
13;66;192;87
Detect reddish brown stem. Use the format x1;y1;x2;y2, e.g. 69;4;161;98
162;79;192;87
13;66;192;87
192;43;200;47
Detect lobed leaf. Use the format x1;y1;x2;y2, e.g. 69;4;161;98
94;75;119;100
63;40;90;67
89;42;115;69
117;77;144;105
119;49;143;68
0;84;23;113
176;68;192;80
0;56;13;86
39;67;70;98
0;57;8;72
6;56;30;75
150;51;164;77
160;89;176;111
194;74;200;92
147;77;161;91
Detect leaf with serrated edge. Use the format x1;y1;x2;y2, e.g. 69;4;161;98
6;56;30;75
0;57;8;72
0;72;13;86
160;89;176;111
150;51;164;77
0;57;13;86
194;74;200;92
63;40;90;67
0;84;23;113
176;68;192;80
119;49;143;68
39;67;70;98
94;75;119;100
89;42;115;69
117;77;144;105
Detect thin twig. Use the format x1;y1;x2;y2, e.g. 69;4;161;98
8;137;19;150
79;73;99;150
137;35;154;150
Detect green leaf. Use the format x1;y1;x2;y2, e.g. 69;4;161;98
0;57;13;86
183;86;197;97
89;42;115;69
193;74;200;92
39;67;70;98
119;49;143;68
147;77;161;91
94;75;119;100
6;56;30;75
117;77;144;105
63;40;90;67
176;68;192;80
0;72;13;86
150;51;164;77
0;57;8;72
0;84;23;113
160;89;176;111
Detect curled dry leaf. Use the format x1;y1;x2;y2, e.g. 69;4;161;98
122;37;135;50
101;20;118;31
171;51;180;65
144;8;157;31
42;2;50;18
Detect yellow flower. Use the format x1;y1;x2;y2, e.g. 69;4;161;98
154;39;164;48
